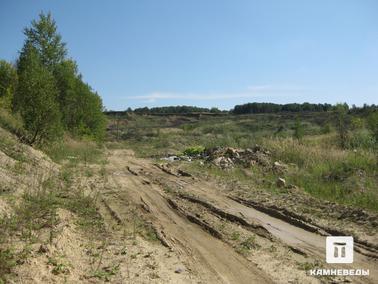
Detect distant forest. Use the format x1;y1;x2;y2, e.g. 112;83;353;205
107;102;378;116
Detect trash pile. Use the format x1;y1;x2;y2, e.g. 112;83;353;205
160;145;288;172
159;145;292;188
160;155;193;162
205;145;272;170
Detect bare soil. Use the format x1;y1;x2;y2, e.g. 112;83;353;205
2;141;377;283
100;149;377;283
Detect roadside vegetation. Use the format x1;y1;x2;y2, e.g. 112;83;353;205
107;108;378;212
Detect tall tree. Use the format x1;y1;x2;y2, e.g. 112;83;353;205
53;59;79;127
23;12;67;70
20;12;105;140
72;80;106;139
14;44;62;144
0;60;18;110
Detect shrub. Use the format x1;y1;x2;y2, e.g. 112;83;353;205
293;117;304;141
366;112;378;143
183;146;205;156
321;122;332;134
335;103;350;149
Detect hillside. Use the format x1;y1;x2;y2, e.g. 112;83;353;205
0;126;193;283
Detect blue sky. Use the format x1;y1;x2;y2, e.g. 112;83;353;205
1;0;377;110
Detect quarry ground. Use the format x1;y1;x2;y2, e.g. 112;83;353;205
1;128;377;283
96;148;377;284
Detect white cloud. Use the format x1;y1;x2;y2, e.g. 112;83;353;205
128;85;306;103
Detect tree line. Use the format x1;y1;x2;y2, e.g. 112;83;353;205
131;106;224;115
113;103;377;116
232;102;334;114
0;12;106;145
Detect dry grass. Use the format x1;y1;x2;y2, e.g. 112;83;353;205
262;136;377;210
110;113;377;211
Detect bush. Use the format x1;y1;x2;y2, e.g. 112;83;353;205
335;103;350;149
321;123;331;134
348;129;375;149
367;112;378;143
183;146;205;156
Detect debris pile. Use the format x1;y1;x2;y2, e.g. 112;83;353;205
160;155;193;162
205;145;272;169
160;145;289;173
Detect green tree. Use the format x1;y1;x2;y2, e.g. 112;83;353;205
350;117;364;130
367;112;378;143
53;56;106;140
73;80;106;140
20;12;106;141
23;12;67;69
335;103;349;149
0;60;18;110
14;45;62;144
293;117;304;141
53;59;79;127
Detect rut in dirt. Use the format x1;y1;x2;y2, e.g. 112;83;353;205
103;150;273;284
103;149;378;284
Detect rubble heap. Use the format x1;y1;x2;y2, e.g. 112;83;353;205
205;145;273;170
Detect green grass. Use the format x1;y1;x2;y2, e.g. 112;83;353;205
236;235;260;255
183;145;205;156
0;129;27;162
91;264;120;282
107;112;378;212
43;138;104;164
0;163;105;282
263;137;378;211
0;248;16;283
0;109;26;140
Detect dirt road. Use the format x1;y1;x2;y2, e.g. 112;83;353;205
102;149;377;284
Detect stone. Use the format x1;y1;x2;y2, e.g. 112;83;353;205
161;156;180;162
213;157;234;169
38;244;49;253
273;161;287;173
175;268;184;274
276;177;286;188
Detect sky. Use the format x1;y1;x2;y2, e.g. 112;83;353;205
1;0;377;110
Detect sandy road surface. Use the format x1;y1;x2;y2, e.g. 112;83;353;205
103;149;377;284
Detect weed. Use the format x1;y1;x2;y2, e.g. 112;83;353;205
231;231;240;241
0;132;27;162
183;146;205;156
236;235;260;255
48;257;70;275
44;138;103;164
92;264;120;281
0;248;16;282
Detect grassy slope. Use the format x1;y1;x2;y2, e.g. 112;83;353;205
0;110;164;282
0;116;106;282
